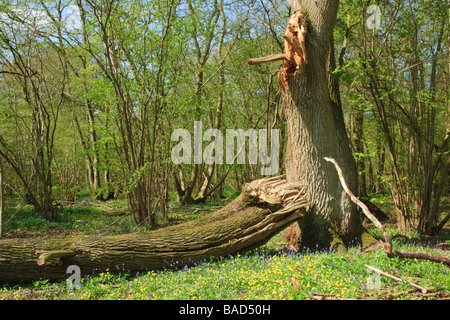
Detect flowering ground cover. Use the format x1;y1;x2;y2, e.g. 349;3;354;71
1;198;449;300
1;231;449;300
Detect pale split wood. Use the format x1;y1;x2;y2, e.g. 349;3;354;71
245;10;308;93
245;175;306;208
36;250;77;266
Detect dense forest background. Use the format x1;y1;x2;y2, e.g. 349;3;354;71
0;0;448;236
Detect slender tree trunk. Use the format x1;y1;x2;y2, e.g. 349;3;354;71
283;0;360;248
418;16;446;234
375;140;385;193
174;0;221;205
198;0;226;201
86;101;101;191
352;108;367;198
72;107;100;193
0;158;3;239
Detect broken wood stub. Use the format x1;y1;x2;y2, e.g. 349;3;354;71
246;11;308;93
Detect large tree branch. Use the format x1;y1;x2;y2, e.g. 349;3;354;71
0;176;308;282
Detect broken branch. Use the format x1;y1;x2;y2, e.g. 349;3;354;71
324;157;392;254
246;53;287;66
325;157;450;268
246;10;308;93
36;250;77;266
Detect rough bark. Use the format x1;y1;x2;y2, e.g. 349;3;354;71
246;2;361;249
282;1;360;248
0;158;3;239
0;176;307;283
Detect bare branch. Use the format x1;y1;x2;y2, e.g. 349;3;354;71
365;265;429;293
325;157;450;268
246;53;287;65
324;157;393;254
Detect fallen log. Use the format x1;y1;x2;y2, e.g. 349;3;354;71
0;176;307;283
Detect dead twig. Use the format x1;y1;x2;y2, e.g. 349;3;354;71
385;288;417;299
310;293;338;300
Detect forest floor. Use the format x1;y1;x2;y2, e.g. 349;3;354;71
0;190;449;300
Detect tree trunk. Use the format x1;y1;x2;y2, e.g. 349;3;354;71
352;108;367;198
0;0;365;284
86;101;101;191
283;0;360;248
0;158;3;239
0;176;307;283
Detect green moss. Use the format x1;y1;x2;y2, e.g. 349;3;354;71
43;238;75;251
328;223;348;253
9;247;30;257
330;235;347;253
361;229;379;247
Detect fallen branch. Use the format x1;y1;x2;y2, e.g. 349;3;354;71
385;288;417;299
365;265;428;293
390;250;450;267
0;176;308;283
36;250;77;266
324;157;392;254
310;293;338;300
324;157;450;268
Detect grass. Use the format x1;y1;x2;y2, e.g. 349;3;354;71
1;200;135;238
0;194;449;301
